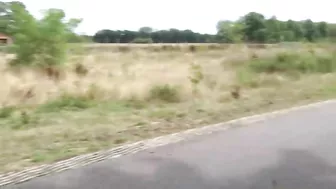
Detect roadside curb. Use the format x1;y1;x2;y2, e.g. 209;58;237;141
1;99;335;187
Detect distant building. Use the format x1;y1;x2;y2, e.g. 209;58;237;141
0;33;12;45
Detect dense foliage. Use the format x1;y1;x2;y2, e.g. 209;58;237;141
0;1;86;43
93;29;216;43
1;1;81;67
94;12;336;44
216;12;332;43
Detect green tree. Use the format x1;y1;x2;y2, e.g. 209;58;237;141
265;16;281;42
286;20;304;40
317;22;328;38
8;2;38;65
216;20;244;43
280;30;295;41
0;1;10;33
0;1;26;34
242;12;266;42
302;19;319;42
327;24;336;41
8;3;81;66
139;26;153;34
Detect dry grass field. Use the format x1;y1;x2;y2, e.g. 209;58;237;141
1;43;336;173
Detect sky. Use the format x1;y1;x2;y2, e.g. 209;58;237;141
5;0;336;35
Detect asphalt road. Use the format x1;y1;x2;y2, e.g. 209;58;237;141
6;101;336;189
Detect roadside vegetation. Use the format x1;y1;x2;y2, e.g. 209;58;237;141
1;1;336;174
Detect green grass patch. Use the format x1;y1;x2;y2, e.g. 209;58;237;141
37;94;95;112
9;111;40;129
0;106;16;119
248;52;336;74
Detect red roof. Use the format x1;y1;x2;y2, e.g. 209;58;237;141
0;33;10;39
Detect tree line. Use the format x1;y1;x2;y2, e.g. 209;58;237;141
216;12;334;43
1;1;336;44
94;12;336;44
93;28;216;43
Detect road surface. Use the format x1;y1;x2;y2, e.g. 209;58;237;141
5;101;336;189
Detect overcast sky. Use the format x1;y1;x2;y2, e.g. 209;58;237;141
6;0;336;35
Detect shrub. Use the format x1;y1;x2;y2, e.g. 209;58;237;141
149;84;180;103
231;85;241;99
118;46;131;52
74;63;88;76
188;63;204;95
43;66;63;80
250;52;259;59
189;45;196;52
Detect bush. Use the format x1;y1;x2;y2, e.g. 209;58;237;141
118;46;131;52
74;63;88;76
149;84;180;103
189;45;196;52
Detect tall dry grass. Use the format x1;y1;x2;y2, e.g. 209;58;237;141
0;44;284;107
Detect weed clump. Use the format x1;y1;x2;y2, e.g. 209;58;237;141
74;63;88;76
38;94;93;112
118;46;131;53
0;106;15;118
10;111;40;129
161;45;180;51
149;84;180;103
250;52;259;59
188;63;204;96
189;45;196;52
43;66;63;80
231;85;241;99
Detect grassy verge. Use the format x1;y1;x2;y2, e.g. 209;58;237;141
1;44;336;173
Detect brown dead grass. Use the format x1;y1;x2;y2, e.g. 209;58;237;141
0;45;283;106
0;44;336;173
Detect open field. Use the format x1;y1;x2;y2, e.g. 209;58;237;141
0;42;302;53
78;43;290;52
1;43;336;174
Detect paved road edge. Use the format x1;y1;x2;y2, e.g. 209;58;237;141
1;99;335;187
